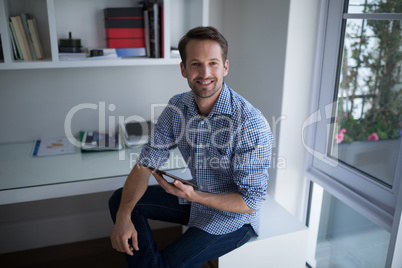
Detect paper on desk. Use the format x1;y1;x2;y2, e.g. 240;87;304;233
32;137;76;157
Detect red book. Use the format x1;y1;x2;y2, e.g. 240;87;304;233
107;38;145;48
106;28;145;38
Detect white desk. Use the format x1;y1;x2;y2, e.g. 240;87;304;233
0;142;187;205
0;142;309;261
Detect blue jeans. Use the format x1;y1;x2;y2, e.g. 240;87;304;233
108;186;256;268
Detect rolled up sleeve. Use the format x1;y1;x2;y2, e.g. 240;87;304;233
233;116;273;211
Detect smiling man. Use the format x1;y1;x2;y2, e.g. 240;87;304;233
109;26;274;267
180;38;228;110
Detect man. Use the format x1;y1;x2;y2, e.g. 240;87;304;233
109;26;273;267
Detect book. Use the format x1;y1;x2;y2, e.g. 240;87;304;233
9;14;43;61
21;13;37;61
104;7;146;50
143;0;160;58
115;48;146;57
104;7;143;18
160;3;164;58
32;137;76;157
27;18;43;60
9;17;30;61
151;2;159;58
143;10;150;57
15;16;33;61
105;28;145;39
104;18;144;28
9;20;22;60
106;38;145;48
81;131;122;151
59;52;87;61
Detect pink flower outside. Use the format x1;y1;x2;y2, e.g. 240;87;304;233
335;133;344;143
368;133;379;141
335;129;346;144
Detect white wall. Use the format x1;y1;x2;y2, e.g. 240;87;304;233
0;66;187;143
275;0;320;217
220;0;320;219
220;0;290;197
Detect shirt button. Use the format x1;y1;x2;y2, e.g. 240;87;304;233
200;121;205;125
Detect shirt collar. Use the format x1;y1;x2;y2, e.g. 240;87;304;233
209;83;232;117
181;91;198;116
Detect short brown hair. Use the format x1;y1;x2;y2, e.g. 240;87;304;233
178;26;228;66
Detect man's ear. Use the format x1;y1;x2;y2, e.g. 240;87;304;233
180;62;187;78
223;60;229;77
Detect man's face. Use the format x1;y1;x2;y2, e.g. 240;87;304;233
180;39;229;100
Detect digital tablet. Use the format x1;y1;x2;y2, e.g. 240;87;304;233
140;164;198;188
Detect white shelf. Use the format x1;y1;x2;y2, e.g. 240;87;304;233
1;57;182;70
0;0;209;70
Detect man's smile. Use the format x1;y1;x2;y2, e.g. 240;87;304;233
196;79;214;85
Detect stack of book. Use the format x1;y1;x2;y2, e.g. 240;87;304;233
104;0;163;58
9;13;43;61
104;7;146;57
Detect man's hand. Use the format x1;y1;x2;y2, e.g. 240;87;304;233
153;171;254;213
152;172;196;202
110;216;139;256
110;164;152;256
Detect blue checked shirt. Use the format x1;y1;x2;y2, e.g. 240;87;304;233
138;84;273;235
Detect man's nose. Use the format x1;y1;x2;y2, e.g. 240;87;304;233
199;64;211;77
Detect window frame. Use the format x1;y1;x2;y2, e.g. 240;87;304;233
304;0;402;232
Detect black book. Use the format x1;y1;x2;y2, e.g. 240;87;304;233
143;0;160;58
104;7;144;18
104;19;144;28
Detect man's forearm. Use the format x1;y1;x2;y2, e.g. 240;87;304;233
116;164;151;220
191;190;254;214
151;173;255;214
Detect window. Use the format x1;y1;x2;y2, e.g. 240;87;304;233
306;182;390;267
331;0;401;189
304;0;402;266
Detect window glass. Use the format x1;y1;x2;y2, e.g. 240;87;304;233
307;182;391;267
330;17;401;187
348;0;402;14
